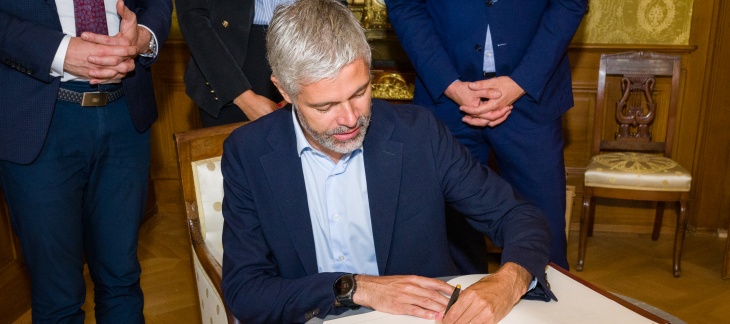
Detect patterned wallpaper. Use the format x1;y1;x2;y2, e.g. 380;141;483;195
573;0;693;45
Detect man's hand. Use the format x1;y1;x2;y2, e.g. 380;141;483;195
233;90;277;121
353;274;454;320
445;79;511;127
63;37;137;82
460;76;525;127
440;262;532;324
72;0;152;84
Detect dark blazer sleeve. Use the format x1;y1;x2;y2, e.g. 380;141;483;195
423;106;555;300
0;9;65;83
131;0;173;68
506;0;586;102
175;0;254;115
385;0;461;101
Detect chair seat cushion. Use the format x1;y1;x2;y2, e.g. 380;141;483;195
584;152;691;192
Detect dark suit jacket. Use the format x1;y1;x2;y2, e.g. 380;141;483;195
220;100;553;323
0;0;172;164
386;0;586;127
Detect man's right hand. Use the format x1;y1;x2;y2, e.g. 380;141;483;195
233;90;277;121
352;274;454;320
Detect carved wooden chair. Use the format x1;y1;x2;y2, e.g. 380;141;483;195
577;52;691;277
175;122;246;323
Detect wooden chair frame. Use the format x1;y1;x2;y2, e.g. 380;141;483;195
175;122;246;323
577;52;689;277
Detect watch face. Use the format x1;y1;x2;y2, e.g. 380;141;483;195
335;274;355;295
373;0;385;8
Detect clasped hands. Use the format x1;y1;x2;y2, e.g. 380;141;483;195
352;262;531;324
444;77;526;127
64;0;152;84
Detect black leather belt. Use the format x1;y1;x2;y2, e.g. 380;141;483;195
57;87;125;107
483;71;497;79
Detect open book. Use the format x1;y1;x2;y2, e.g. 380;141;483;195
325;266;661;323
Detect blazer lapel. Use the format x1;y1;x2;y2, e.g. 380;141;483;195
260;111;319;275
363;104;402;275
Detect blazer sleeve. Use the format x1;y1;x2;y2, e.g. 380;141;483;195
220;135;345;323
509;0;586;103
0;10;65;83
385;0;461;102
132;0;173;68
427;111;555;300
175;0;253;109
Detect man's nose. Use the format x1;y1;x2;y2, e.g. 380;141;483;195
337;100;359;127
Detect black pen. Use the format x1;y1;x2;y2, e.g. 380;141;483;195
444;284;461;315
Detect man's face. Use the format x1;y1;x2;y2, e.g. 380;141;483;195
276;59;372;161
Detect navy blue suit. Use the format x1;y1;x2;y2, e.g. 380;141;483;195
221;100;553;323
0;1;171;322
386;0;586;269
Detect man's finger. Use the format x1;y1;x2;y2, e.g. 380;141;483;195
81;32;132;46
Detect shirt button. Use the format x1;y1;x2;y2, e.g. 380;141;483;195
338;255;345;261
332;214;341;221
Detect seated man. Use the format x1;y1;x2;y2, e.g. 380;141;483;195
220;0;555;322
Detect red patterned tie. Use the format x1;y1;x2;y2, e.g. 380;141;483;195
74;0;109;36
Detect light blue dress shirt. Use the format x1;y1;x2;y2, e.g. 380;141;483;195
253;0;296;25
483;26;496;74
292;109;380;275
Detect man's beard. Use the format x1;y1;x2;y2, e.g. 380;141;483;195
294;105;371;155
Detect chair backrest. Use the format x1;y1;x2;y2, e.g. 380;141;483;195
175;122;246;323
592;51;682;158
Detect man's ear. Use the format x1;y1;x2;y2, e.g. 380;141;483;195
270;76;293;104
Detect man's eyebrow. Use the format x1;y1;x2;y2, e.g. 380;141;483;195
308;79;371;108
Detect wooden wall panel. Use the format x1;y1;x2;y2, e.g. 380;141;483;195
693;0;730;231
150;39;201;215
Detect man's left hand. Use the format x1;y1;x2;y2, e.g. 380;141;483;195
440;262;532;324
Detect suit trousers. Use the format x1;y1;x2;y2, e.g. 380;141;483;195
0;81;149;323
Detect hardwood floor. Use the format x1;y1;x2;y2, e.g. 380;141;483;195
565;230;730;324
8;212;730;323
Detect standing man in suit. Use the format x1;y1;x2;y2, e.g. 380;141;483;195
221;1;554;322
0;0;171;321
386;0;587;270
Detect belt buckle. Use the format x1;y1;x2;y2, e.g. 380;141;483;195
81;91;109;107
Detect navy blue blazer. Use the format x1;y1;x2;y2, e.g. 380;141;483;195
0;0;172;164
386;0;587;127
220;100;553;323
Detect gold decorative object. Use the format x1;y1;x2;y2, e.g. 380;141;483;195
371;72;414;101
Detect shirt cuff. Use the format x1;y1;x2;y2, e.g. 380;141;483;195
51;35;72;77
137;24;159;58
527;276;537;291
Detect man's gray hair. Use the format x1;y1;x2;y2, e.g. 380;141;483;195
267;0;372;98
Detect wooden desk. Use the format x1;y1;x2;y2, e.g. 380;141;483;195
318;264;672;324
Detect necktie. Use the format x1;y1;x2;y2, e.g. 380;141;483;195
74;0;109;36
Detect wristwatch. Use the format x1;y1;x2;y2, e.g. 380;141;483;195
333;273;360;309
139;37;157;58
